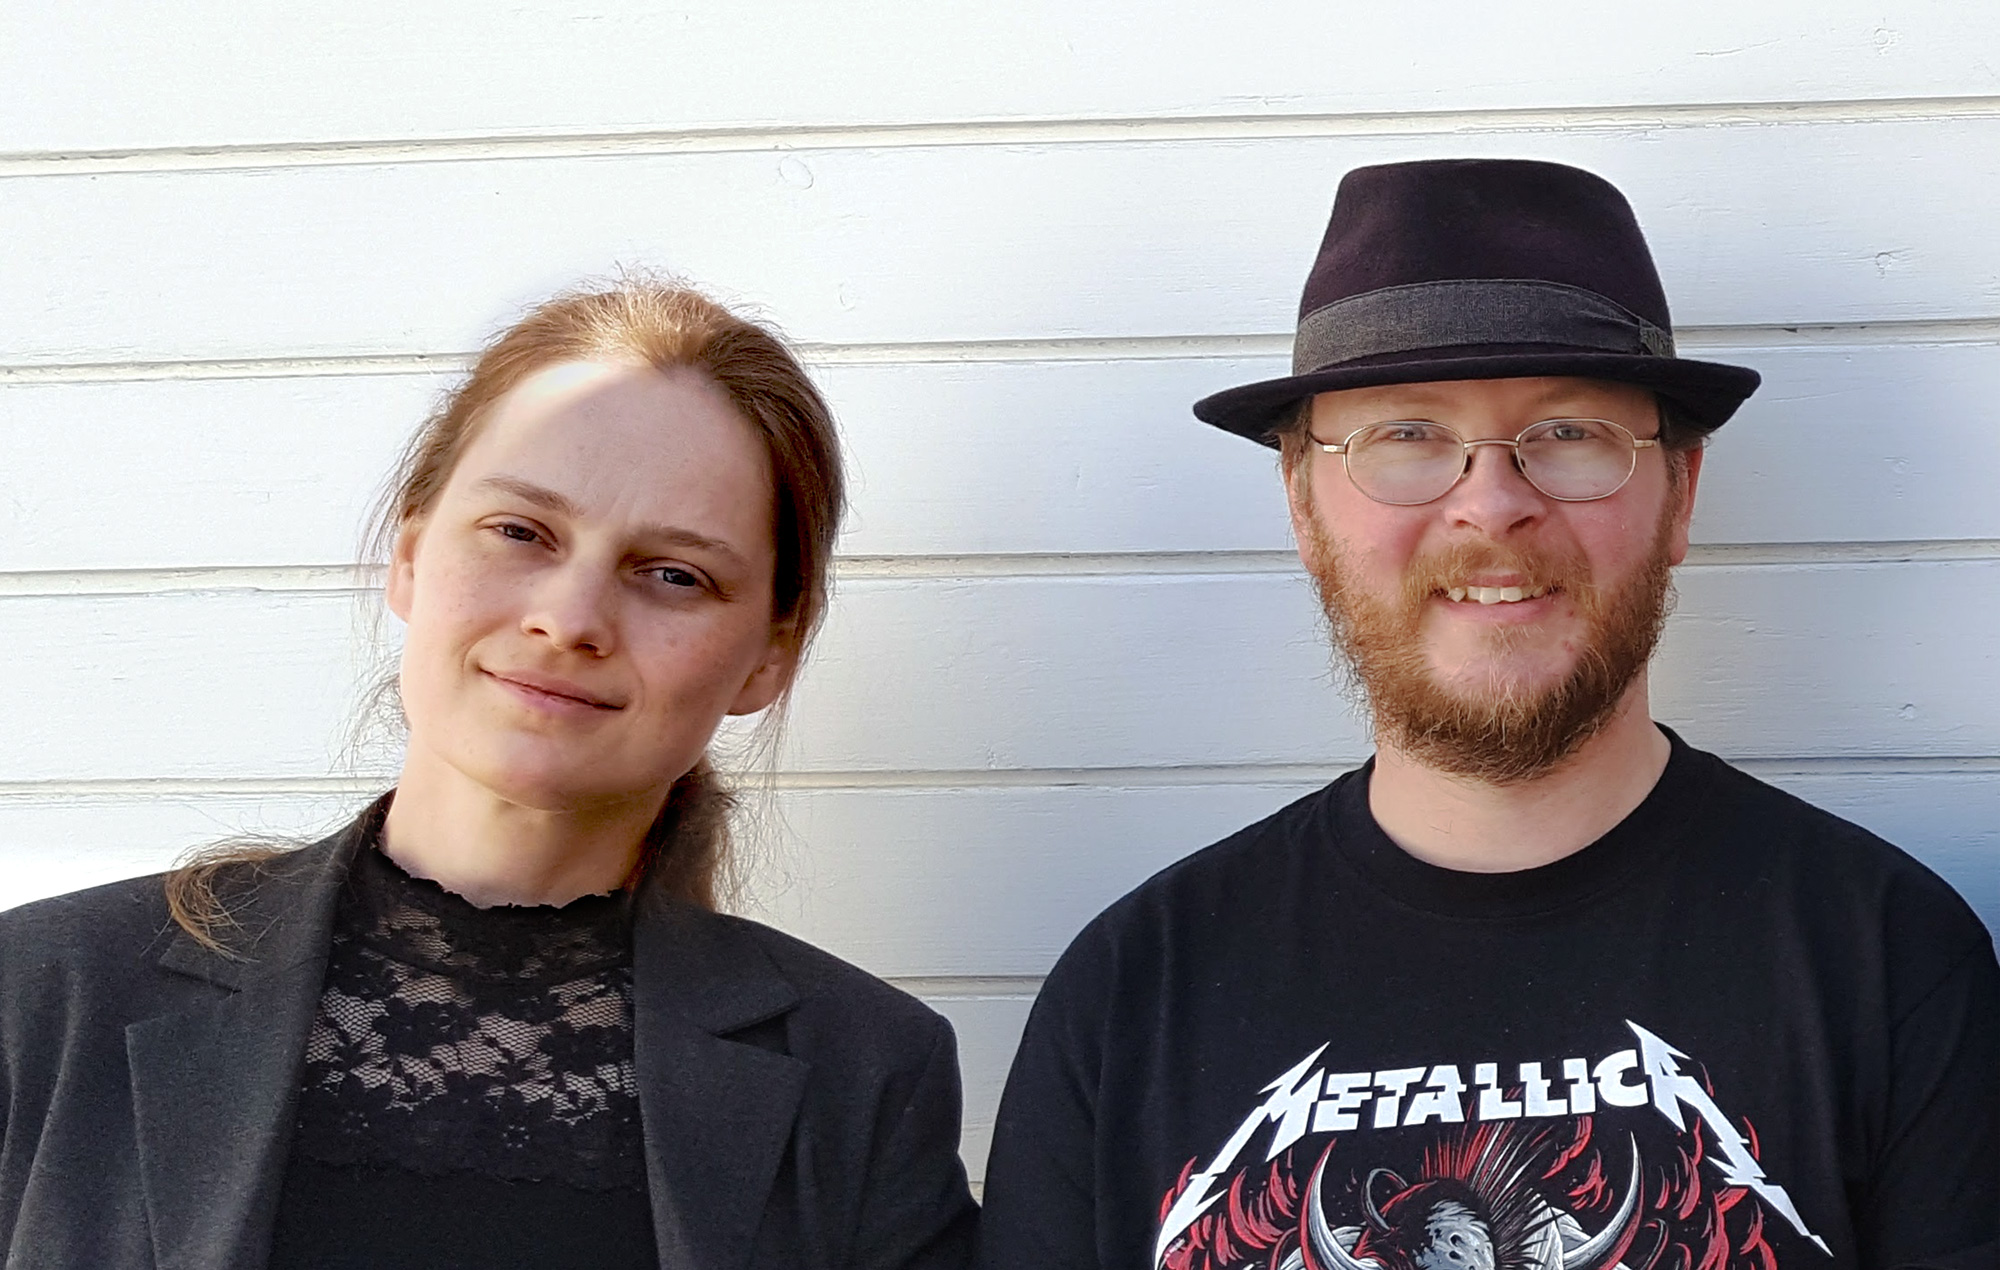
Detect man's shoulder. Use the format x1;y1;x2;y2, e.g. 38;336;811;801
1685;746;1994;973
1699;750;1981;905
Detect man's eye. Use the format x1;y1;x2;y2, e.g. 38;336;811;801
495;522;542;543
652;566;702;589
1381;422;1442;442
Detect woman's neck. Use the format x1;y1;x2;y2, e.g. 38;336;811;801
380;744;663;907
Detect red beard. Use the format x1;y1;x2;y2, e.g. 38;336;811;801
1297;498;1680;785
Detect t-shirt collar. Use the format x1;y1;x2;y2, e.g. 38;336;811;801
1330;725;1715;920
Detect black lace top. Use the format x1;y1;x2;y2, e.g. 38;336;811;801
268;831;658;1268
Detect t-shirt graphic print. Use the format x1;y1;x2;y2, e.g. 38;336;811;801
1155;1021;1826;1270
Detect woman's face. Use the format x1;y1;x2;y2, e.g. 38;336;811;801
387;358;793;815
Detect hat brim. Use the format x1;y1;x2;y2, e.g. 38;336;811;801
1192;346;1762;448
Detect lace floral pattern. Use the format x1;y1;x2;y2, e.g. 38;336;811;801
291;841;646;1191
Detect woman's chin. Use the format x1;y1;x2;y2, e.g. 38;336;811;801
452;758;660;817
404;731;694;818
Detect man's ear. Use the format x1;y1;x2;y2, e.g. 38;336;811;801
1283;451;1319;545
1666;447;1705;567
386;519;423;622
727;622;802;717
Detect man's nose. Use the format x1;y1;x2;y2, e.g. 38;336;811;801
1436;439;1545;533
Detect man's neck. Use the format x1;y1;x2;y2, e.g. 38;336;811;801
380;744;664;907
1366;680;1671;874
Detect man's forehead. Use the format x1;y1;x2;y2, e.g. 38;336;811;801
1310;375;1655;418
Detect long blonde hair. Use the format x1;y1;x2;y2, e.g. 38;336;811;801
167;281;846;950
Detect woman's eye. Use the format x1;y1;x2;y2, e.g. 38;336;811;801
651;566;703;589
495;522;542;544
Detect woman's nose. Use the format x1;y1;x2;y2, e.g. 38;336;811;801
522;564;617;654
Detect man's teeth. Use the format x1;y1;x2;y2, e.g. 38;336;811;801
1445;585;1549;605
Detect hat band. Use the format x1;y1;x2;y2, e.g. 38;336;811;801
1292;279;1676;375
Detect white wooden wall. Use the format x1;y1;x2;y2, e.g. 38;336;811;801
5;2;1999;1185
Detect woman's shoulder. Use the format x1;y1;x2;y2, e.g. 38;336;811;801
654;905;955;1077
0;845;323;1010
0;870;178;968
710;909;944;1029
0;870;195;1043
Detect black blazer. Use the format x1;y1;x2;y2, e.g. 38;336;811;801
0;812;977;1270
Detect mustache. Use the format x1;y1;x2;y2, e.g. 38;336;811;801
1397;540;1595;606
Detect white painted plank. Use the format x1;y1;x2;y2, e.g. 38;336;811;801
1692;339;2000;546
4;563;1999;784
743;785;1317;978
4;774;1991;972
0;792;369;912
0;785;1305;967
6;2;1999;153
9;118;2000;366
0;589;384;783
5;340;2000;574
0;373;428;572
766;773;2000;970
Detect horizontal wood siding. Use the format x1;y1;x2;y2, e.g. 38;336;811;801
8;339;2000;572
9;118;2000;367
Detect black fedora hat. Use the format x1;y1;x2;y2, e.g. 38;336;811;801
1193;158;1761;446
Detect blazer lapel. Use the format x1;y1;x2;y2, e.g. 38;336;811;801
126;816;370;1270
632;893;808;1270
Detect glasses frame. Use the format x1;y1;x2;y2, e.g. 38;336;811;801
1312;417;1660;506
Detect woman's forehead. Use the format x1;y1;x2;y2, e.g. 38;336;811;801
483;359;738;440
446;359;774;542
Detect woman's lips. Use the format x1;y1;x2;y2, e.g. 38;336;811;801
484;670;621;712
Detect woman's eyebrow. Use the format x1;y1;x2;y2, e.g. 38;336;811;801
477;474;585;519
475;474;747;565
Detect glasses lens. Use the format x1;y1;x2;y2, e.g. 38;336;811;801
1516;418;1637;500
1344;422;1465;504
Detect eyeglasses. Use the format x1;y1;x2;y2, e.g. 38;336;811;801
1312;418;1660;506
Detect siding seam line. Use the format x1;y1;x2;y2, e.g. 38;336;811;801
8;93;2000;174
6;756;1999;800
3;541;1998;596
9;320;2000;383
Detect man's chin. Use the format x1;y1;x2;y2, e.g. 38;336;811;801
1425;662;1577;708
1374;696;1607;786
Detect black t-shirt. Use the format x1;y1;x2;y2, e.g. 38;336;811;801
977;733;2000;1270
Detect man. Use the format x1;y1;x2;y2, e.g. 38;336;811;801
976;159;1999;1270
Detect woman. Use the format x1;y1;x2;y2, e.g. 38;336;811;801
0;283;978;1269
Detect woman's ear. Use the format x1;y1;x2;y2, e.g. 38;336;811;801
727;621;802;716
385;518;424;622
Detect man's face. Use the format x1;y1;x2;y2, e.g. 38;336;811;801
1288;375;1702;783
